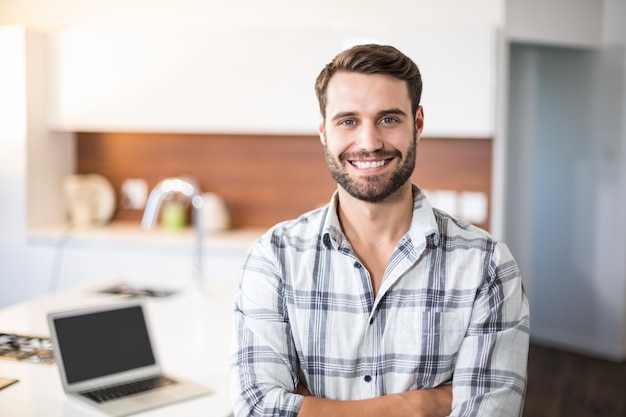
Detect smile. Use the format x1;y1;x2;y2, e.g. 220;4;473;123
350;159;391;169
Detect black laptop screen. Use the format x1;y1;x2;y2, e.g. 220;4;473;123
53;305;157;384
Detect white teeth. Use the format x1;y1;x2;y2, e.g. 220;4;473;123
352;160;386;169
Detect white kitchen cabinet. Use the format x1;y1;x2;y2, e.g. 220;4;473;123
26;225;261;297
47;24;496;138
29;244;244;294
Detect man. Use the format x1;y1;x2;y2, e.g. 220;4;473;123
231;44;529;417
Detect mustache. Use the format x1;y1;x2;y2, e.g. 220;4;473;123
339;149;401;161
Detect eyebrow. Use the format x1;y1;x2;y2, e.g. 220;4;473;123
329;111;357;122
377;108;408;119
329;108;408;122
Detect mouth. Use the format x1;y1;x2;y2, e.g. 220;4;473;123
349;158;393;169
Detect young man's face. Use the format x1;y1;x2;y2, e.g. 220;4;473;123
319;71;424;203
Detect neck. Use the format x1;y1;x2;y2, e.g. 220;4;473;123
337;183;414;247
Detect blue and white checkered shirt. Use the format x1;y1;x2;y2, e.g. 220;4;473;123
231;185;529;417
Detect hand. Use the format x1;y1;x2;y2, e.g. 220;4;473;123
297;384;452;417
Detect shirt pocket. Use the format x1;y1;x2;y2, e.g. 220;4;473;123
383;310;466;388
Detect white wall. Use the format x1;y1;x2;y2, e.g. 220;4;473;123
0;26;29;307
601;0;626;355
25;30;75;229
503;0;626;359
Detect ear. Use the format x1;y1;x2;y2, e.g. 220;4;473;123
318;116;326;145
414;106;424;140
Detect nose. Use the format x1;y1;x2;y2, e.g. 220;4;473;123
355;121;384;152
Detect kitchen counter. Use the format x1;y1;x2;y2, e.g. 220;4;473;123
0;277;238;417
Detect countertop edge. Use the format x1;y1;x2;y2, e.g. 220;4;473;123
28;221;265;252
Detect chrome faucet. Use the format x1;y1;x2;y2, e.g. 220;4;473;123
141;177;205;289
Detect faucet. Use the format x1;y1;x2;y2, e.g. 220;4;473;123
141;177;205;290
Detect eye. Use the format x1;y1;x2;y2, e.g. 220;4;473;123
339;119;356;127
380;116;398;124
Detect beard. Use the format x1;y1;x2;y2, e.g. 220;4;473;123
324;133;417;203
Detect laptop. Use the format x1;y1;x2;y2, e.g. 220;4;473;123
47;300;211;416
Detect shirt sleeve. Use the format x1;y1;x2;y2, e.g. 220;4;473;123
450;241;530;417
230;235;305;417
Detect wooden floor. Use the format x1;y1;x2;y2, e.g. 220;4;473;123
523;344;626;417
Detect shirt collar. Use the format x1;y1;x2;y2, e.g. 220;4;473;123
408;184;441;247
321;191;344;250
321;185;440;250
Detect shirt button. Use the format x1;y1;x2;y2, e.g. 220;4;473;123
353;262;362;269
364;375;372;382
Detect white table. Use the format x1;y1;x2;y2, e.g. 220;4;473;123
0;277;238;417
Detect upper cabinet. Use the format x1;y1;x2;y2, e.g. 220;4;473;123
47;24;496;137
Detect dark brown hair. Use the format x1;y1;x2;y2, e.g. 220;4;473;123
315;44;422;119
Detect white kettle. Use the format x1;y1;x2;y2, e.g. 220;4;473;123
63;174;116;226
201;192;231;233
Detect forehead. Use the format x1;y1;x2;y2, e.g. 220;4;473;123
325;71;411;114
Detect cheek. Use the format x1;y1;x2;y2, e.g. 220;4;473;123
323;135;348;157
389;132;415;152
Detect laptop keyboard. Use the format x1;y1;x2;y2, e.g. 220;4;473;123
81;376;177;403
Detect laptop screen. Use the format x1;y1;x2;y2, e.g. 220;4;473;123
52;304;157;384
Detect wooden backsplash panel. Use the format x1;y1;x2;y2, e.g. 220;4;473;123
77;132;492;230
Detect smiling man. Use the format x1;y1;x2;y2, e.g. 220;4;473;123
231;44;529;417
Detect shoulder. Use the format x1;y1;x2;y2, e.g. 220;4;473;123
432;208;514;260
253;204;330;252
432;207;494;241
430;209;521;290
241;205;331;280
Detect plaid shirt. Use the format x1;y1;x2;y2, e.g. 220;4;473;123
231;186;529;417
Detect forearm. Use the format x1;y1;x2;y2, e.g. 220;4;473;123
297;385;452;417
